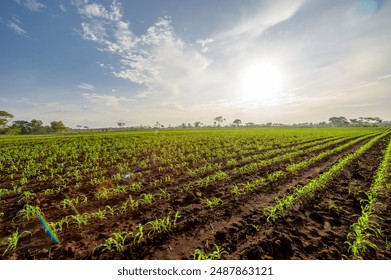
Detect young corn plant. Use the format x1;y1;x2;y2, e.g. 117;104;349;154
203;197;223;209
146;211;181;236
127;195;139;210
158;188;171;199
140;193;154;205
70;213;90;228
14;204;42;221
93;209;107;221
193;244;226;260
0;229;32;256
346;225;378;259
18;191;36;203
133;224;145;244
105;205;117;216
95;231;132;252
48;216;69;233
230;184;241;196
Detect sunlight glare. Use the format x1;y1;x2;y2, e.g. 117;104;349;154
240;62;283;103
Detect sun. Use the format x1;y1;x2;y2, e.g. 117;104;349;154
239;62;283;103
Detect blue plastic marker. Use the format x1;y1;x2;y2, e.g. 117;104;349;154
37;214;60;244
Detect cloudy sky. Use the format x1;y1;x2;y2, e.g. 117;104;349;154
1;0;390;128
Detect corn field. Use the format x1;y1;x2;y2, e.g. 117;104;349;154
1;127;391;259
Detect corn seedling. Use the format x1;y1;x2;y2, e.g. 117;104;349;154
158;188;171;199
203;197;223;209
14;204;42;221
70;213;90;228
193;244;226;260
95;231;131;252
231;184;241;196
48;216;69;233
140;193;154;205
93;209;107;221
105;205;117;216
133;224;144;244
146;211;181;236
18;191;36;203
252;224;260;231
127;195;139;209
385;238;391;251
1;229;32;256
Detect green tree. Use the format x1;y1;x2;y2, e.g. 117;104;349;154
11;120;31;134
194;121;202;128
329;116;349;127
233;119;242;127
214;116;225;127
50;121;67;132
30;119;44;134
0;111;14;129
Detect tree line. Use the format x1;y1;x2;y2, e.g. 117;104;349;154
0;111;68;135
0;109;388;135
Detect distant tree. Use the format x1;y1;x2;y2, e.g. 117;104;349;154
117;122;125;127
0;110;14;129
30;119;44;134
358;117;382;126
349;118;362;126
11;120;32;134
329;116;349;127
233;119;242;127
194;121;202;128
76;125;82;129
318;121;328;127
214;116;225;127
83;126;89;129
154;121;161;129
50;121;67;132
245;122;255;127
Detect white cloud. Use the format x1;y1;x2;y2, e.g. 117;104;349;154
23;0;46;12
82;92;134;107
206;0;305;55
7;21;26;35
78;2;121;21
59;3;67;12
76;1;210;101
71;0;89;7
77;83;95;91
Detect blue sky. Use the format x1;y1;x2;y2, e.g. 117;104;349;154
1;0;390;128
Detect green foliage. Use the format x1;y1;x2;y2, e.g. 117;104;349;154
193;244;226;260
95;232;132;252
345;136;391;258
203;197;223;208
0;229;32;256
146;211;181;236
14;204;42;221
264;132;388;222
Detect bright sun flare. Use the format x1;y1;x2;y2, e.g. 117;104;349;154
240;62;283;103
